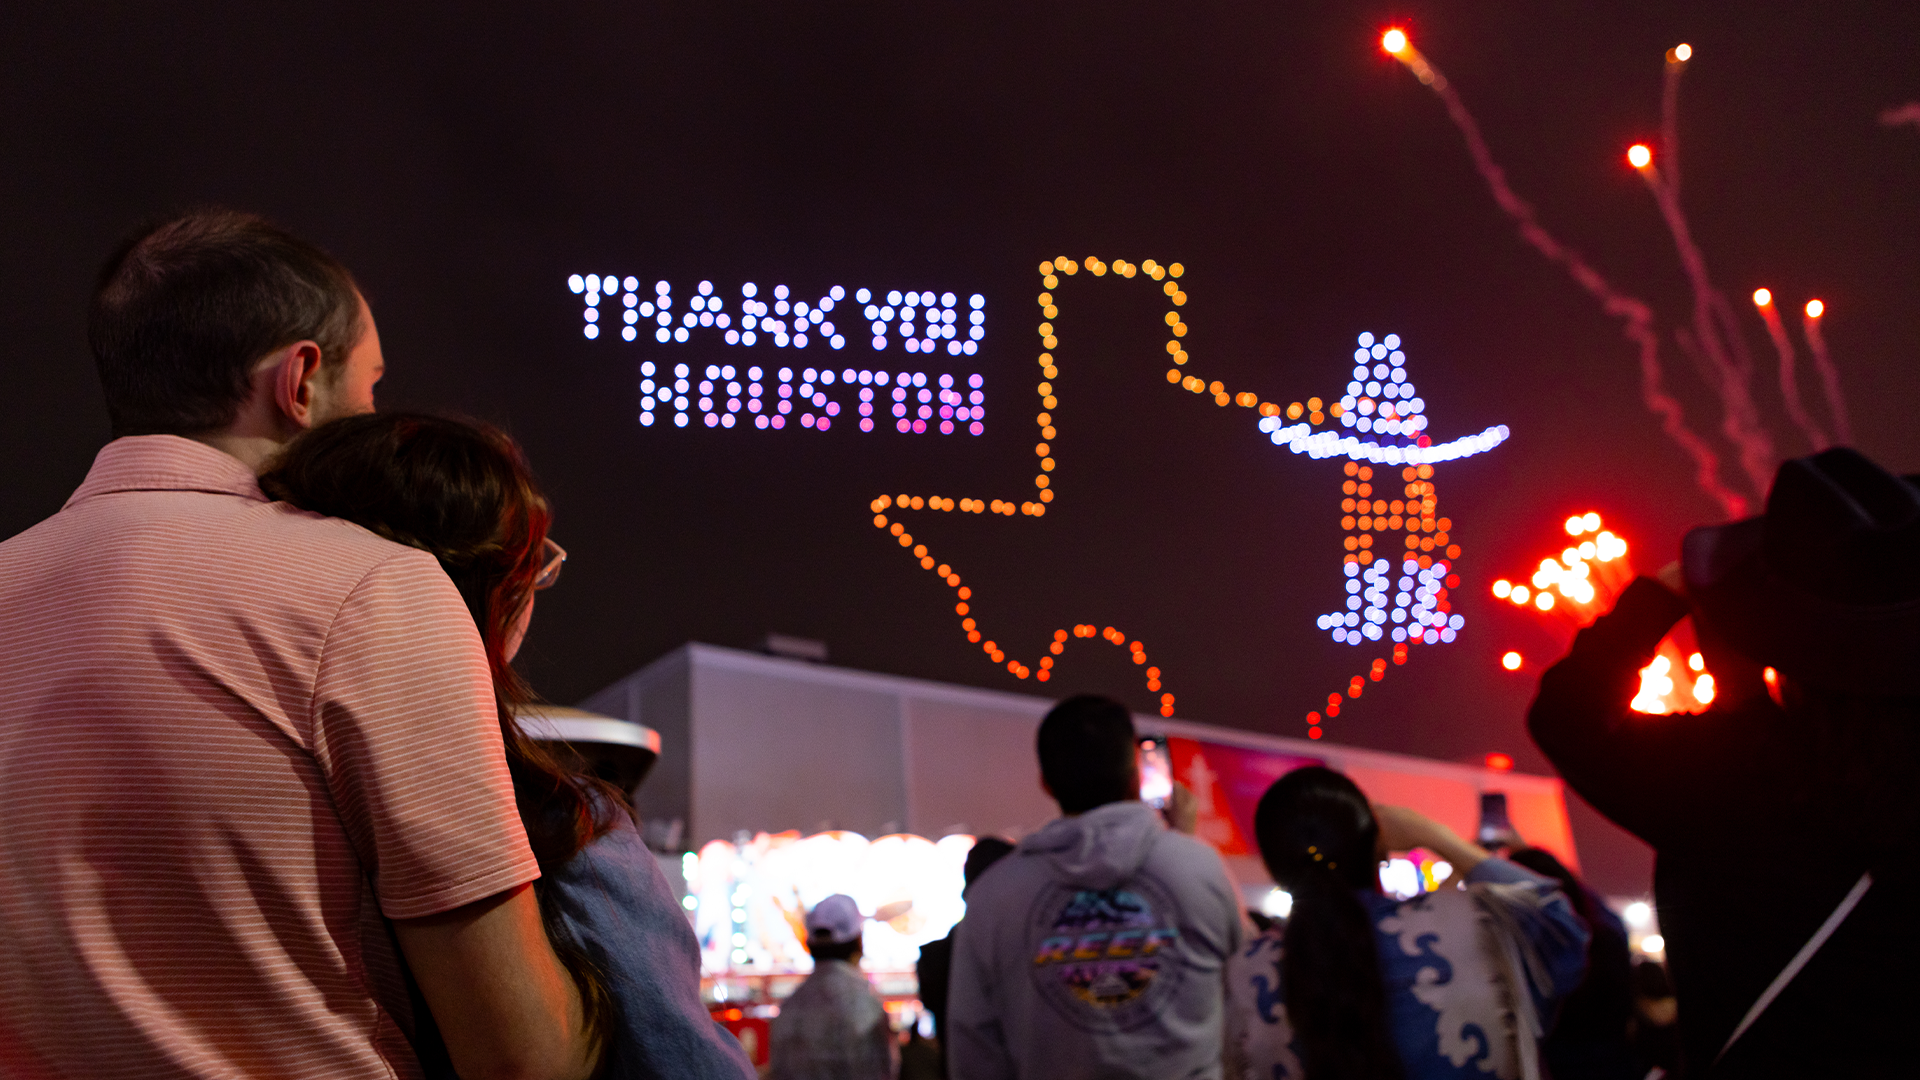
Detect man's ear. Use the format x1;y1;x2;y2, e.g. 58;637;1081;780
270;341;327;430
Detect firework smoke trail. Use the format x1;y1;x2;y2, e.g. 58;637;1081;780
1382;32;1750;518
1801;301;1854;445
1882;103;1920;130
1635;49;1778;499
1660;46;1688;199
1753;290;1830;450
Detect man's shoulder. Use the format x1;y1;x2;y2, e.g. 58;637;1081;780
248;503;449;596
1144;828;1233;880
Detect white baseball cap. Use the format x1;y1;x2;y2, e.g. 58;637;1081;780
804;894;865;946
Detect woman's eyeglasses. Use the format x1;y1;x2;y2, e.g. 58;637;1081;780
533;538;567;591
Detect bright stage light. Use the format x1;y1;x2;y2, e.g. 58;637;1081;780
1382;28;1408;54
1753;288;1773;307
1805;299;1824;318
1626;144;1652;169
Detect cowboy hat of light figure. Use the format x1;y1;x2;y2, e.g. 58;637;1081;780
1257;332;1510;647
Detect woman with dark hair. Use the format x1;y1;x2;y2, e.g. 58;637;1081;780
1225;766;1588;1080
261;413;754;1080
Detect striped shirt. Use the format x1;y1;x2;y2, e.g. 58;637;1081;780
0;435;540;1079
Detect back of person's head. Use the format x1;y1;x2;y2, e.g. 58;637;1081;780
1036;695;1139;815
259;412;549;699
260;411;621;1049
804;894;865;963
962;837;1016;895
90;209;365;437
1254;766;1404;1080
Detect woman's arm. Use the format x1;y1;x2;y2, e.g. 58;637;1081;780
1372;804;1489;878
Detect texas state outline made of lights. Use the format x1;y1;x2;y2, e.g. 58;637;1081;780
574;257;1509;735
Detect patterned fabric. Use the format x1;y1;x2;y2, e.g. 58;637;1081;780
768;959;897;1080
0;435;539;1080
1225;859;1589;1080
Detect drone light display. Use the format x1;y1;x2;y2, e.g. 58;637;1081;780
572;258;1512;732
1492;512;1713;714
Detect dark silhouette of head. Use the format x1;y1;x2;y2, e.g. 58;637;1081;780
90;209;366;437
962;837;1016;897
1253;767;1403;1080
1036;695;1139;815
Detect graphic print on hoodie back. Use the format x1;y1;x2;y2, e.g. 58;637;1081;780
1027;876;1185;1027
948;801;1243;1080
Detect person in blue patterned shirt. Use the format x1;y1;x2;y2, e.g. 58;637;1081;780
1225;767;1588;1080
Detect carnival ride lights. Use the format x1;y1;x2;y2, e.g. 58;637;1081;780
684;830;974;977
1383;29;1854;519
1492;512;1713;715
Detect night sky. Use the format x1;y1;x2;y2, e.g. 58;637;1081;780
4;1;1917;892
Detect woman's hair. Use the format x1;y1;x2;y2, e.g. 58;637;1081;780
1253;766;1404;1080
260;412;622;1046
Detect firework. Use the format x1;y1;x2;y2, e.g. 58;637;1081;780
1752;288;1830;450
1381;30;1748;518
1801;300;1854;445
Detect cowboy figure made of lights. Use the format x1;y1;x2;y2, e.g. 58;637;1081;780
1256;332;1510;732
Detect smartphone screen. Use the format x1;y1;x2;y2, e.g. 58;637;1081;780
1138;736;1172;809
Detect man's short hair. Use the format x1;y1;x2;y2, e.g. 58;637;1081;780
1037;694;1139;815
88;209;366;437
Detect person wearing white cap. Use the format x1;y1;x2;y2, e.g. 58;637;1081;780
768;894;899;1080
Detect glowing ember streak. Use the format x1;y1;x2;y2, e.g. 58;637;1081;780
1382;28;1408;54
1799;299;1853;445
1753;286;1830;450
1629;53;1779;500
1382;36;1746;517
1627;144;1653;169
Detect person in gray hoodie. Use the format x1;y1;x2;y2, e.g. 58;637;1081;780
947;695;1244;1080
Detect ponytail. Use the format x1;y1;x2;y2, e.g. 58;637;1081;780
1255;767;1404;1080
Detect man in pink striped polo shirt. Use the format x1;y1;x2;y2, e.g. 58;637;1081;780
0;211;599;1079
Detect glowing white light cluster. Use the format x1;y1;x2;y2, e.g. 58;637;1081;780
1380;858;1422;900
568;275;986;356
1632;654;1677;714
1317;556;1463;646
638;360;986;434
1259;887;1293;919
1257;332;1509;463
684;830;976;975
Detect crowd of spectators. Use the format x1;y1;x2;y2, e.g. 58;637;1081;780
0;211;1908;1078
